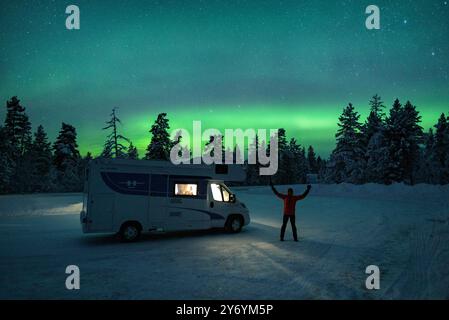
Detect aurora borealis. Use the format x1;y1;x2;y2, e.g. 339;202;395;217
1;0;448;157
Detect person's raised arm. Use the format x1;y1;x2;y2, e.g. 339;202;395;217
269;179;285;199
294;185;312;200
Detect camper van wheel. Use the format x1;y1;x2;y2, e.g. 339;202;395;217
120;222;141;242
225;215;243;233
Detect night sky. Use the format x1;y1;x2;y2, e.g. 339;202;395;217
1;0;448;157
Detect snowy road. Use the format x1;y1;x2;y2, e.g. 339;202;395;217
0;184;448;299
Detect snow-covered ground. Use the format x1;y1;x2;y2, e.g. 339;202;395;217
0;184;448;299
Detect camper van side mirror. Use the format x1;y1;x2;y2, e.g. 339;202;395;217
229;194;236;203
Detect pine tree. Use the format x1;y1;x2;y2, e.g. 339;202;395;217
0;126;13;193
287;139;307;184
364;94;385;144
307;145;318;174
402;101;423;185
327;103;365;183
419;129;437;184
53;123;82;191
4;96;32;157
127;142;139;160
382;99;407;184
358;95;386;183
101;108;130;159
30;125;53;192
380;100;423;184
3;96;33;192
145;113;172;160
433;113;449;184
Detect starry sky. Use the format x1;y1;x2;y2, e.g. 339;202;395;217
1;0;448;157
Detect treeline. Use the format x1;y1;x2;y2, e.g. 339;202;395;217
323;95;449;185
0;94;448;194
0;97;88;193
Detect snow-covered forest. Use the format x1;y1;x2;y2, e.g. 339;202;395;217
0;94;448;194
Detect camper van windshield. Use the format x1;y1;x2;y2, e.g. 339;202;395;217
211;183;232;202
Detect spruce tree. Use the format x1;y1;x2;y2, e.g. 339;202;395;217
30;125;53;192
0;126;13;193
4;96;32;157
360;95;386;183
383;99;407;184
3;96;32;192
402;101;423;185
287;139;307;184
419;129;437;184
307;145;318;174
53;123;82;191
433;113;449;184
145;113;172;160
327;103;365;183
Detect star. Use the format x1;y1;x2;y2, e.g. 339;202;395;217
403;19;408;24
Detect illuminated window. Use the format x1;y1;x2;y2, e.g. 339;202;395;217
174;183;198;196
211;183;223;201
222;186;230;202
211;183;232;202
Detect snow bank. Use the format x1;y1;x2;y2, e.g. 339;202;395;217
0;193;82;217
235;183;449;202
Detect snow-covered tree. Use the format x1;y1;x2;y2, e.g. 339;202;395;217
3;96;33;192
307;145;318;174
326;103;365;183
4;96;32;157
101;108;130;159
365;129;389;183
382;99;407;184
432;113;449;184
30;125;53;192
0;126;13;193
145;113;172;160
401;101;423;185
53;123;82;191
363;96;388;183
287;138;307;184
380;100;423;184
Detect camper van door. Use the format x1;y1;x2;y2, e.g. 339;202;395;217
90;193;114;232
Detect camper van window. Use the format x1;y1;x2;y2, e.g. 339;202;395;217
211;183;223;201
222;186;230;202
174;183;198;196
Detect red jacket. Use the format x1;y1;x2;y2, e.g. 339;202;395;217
271;185;310;216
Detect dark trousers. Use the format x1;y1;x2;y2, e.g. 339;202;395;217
280;215;298;240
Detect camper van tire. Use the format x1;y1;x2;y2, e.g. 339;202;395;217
120;222;142;242
225;215;243;233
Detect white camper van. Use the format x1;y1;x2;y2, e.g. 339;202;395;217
80;159;250;242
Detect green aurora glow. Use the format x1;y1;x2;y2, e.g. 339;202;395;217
1;0;448;157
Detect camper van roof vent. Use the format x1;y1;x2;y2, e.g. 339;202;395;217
215;164;228;175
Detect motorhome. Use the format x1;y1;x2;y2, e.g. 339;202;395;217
80;158;250;241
